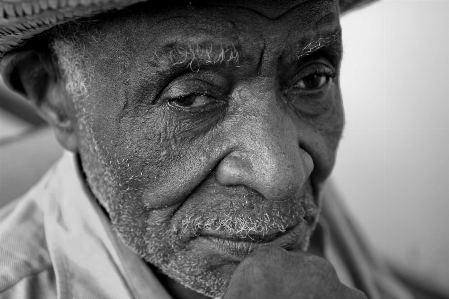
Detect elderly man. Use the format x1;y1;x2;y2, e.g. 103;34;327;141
0;0;436;298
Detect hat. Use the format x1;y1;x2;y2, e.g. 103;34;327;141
0;0;376;57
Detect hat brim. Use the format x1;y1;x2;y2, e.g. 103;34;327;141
0;0;377;56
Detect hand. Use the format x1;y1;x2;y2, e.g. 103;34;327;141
223;245;368;299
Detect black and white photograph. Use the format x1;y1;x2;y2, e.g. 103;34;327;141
0;0;448;298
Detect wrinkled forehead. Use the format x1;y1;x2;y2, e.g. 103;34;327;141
70;0;340;61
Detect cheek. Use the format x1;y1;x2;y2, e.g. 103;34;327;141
92;104;217;206
292;87;344;183
320;87;344;150
317;98;344;180
102;112;185;194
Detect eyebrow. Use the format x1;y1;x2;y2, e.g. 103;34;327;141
153;41;241;71
296;30;342;59
151;31;341;71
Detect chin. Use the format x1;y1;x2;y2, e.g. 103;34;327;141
111;191;318;298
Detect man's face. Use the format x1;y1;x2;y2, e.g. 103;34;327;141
68;0;344;297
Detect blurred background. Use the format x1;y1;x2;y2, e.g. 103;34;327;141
335;0;449;288
0;0;448;290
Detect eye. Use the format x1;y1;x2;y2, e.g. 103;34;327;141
169;93;211;109
296;73;329;89
288;62;336;92
294;71;333;90
284;63;336;117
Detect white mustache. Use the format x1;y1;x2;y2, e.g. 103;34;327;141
178;199;317;238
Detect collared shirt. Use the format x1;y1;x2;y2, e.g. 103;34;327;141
0;151;414;299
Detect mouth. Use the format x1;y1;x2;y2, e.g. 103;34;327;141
195;221;307;261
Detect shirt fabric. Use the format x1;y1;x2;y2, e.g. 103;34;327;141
0;151;414;299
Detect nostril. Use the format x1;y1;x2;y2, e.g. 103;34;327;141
299;148;314;178
215;153;254;187
215;148;311;203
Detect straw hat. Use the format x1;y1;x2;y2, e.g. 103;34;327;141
0;0;376;56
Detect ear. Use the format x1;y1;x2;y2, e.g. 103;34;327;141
0;43;79;152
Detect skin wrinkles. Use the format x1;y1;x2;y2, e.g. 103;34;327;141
130;41;244;111
241;1;339;78
127;36;245;115
205;0;330;21
283;12;341;64
52;0;344;298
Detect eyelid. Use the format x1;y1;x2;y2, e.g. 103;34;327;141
160;69;231;97
162;80;229;114
160;77;211;101
287;62;335;91
299;65;334;79
167;93;209;111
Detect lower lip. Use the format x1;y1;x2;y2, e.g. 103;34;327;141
196;223;306;261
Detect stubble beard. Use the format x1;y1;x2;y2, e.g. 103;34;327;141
139;195;318;298
78;117;319;298
83;160;319;298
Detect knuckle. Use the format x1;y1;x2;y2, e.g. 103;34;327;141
307;254;331;268
238;245;286;276
247;245;285;263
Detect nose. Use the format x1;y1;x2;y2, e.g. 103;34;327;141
215;82;314;201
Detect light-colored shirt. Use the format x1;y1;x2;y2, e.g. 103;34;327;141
0;151;413;299
0;152;172;299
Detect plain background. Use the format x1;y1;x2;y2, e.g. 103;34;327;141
0;0;448;290
334;0;449;288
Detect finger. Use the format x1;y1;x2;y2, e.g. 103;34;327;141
223;245;287;299
223;245;318;299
